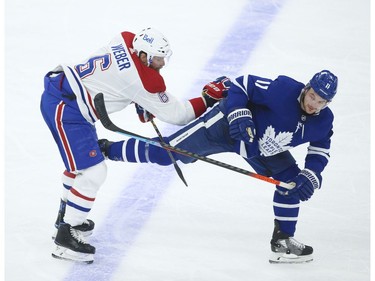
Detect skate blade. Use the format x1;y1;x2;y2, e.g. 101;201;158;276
52;245;94;264
269;252;313;264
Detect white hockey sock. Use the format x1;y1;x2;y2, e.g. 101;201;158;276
64;161;107;226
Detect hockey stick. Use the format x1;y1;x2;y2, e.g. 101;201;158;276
150;118;188;187
94;93;294;189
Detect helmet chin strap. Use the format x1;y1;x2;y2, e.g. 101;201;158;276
136;51;152;67
147;54;153;67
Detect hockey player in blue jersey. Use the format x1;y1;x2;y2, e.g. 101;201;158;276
99;70;338;263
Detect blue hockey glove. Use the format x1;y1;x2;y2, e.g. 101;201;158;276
227;108;256;144
288;169;322;201
202;76;231;107
135;103;154;123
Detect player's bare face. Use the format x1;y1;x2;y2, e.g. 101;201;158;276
302;88;328;114
150;56;165;71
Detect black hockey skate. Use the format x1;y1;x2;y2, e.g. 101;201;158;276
269;220;313;264
52;199;95;239
52;223;95;264
98;139;113;158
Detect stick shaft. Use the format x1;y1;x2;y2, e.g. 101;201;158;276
94;93;294;189
150;118;188;187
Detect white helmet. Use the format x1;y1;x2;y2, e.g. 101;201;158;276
132;27;172;66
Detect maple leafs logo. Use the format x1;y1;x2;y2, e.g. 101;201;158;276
258;126;293;156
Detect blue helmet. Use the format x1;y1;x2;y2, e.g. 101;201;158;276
309;70;338;101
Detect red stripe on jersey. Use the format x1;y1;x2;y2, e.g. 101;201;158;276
70;187;96;202
63;170;76;179
55;102;76;171
189;97;207;118
121;32;166;93
58;73;66;90
86;90;99;119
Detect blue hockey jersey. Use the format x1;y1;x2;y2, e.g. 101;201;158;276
105;73;334;179
223;74;333;174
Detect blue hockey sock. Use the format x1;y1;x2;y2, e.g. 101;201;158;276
273;191;300;236
107;138;175;165
108;139;149;162
107;141;125;161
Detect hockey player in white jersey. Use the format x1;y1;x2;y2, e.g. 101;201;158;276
40;27;226;263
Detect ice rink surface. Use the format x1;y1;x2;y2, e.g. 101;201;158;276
5;0;371;280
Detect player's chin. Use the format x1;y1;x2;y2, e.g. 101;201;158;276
305;107;317;115
150;65;163;72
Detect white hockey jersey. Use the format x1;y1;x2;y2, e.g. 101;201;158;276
53;31;206;125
